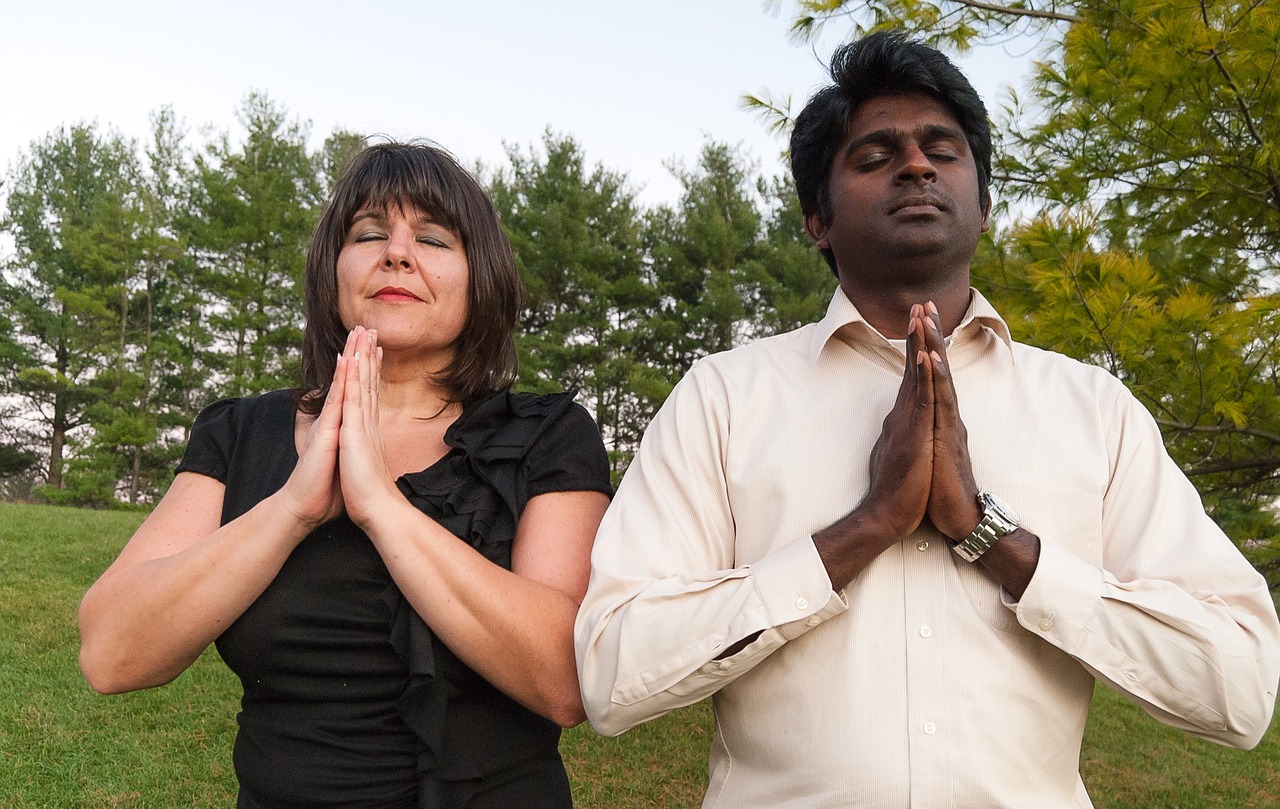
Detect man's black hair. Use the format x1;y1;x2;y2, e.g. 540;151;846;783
790;30;992;274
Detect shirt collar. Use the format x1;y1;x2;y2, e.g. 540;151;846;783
806;285;1013;365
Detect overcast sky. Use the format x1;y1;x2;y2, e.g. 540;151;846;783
0;1;1034;208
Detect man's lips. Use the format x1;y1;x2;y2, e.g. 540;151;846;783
373;287;422;302
889;195;947;214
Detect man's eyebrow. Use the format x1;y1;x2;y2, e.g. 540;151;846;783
842;124;968;158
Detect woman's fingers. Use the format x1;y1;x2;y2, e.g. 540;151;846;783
336;328;398;529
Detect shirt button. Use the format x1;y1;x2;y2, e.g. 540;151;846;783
923;721;937;735
916;539;930;552
796;597;808;610
919;626;933;639
1039;616;1054;631
806;616;821;627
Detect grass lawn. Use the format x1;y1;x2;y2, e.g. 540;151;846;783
1;501;1276;807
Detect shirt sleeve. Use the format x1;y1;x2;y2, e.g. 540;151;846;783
173;397;241;483
523;401;614;501
1011;381;1280;749
574;362;846;736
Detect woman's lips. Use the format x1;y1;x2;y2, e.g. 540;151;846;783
373;287;422;302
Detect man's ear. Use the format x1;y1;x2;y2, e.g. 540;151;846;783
980;193;992;234
805;210;830;248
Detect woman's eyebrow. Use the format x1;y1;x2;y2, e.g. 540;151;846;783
350;210;384;225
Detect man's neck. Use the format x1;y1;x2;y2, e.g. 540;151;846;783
838;275;973;339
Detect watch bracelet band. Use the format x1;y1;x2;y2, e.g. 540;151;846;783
953;517;1002;562
952;492;1020;563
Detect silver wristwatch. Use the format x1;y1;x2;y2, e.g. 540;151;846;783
952;492;1019;562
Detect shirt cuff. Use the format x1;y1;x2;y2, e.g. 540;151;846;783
1009;538;1102;652
751;535;849;641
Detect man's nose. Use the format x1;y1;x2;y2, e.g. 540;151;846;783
896;144;937;184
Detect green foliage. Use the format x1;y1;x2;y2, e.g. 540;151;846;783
1004;1;1279;293
0;444;37;478
184;93;322;398
318;129;368;195
0;123;144;491
489;131;660;477
756;173;838;333
0;97;334;506
648;142;767;375
489;134;825;478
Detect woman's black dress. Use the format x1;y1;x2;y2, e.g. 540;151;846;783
174;388;612;808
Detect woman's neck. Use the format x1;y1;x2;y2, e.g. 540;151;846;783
377;351;458;421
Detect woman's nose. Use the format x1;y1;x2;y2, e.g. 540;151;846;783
382;229;413;269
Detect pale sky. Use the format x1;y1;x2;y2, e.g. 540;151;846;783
0;0;1034;208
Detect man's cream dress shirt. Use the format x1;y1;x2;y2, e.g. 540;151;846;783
575;288;1280;808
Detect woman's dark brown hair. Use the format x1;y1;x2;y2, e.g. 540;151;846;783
299;141;519;413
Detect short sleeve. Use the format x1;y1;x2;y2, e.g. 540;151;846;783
524;402;613;501
174;397;241;483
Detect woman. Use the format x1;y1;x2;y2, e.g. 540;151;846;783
78;142;613;808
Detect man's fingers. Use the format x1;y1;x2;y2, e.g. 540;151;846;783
921;302;947;363
919;301;960;422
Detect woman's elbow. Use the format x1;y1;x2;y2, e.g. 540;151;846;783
547;698;588;729
536;673;588;728
78;636;179;695
79;643;133;695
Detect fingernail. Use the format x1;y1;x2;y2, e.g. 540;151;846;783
931;350;943;363
926;301;938;315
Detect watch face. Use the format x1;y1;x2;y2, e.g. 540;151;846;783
980;492;1019;532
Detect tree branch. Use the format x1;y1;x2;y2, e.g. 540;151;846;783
950;0;1081;23
1182;457;1280;478
1198;0;1280;213
1156;418;1280;445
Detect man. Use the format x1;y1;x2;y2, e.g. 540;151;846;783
575;31;1280;808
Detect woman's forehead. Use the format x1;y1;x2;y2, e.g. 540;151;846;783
350;196;458;230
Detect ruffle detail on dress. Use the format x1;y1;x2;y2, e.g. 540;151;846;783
380;580;449;808
381;389;578;801
396;390;577;560
397;455;507;556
